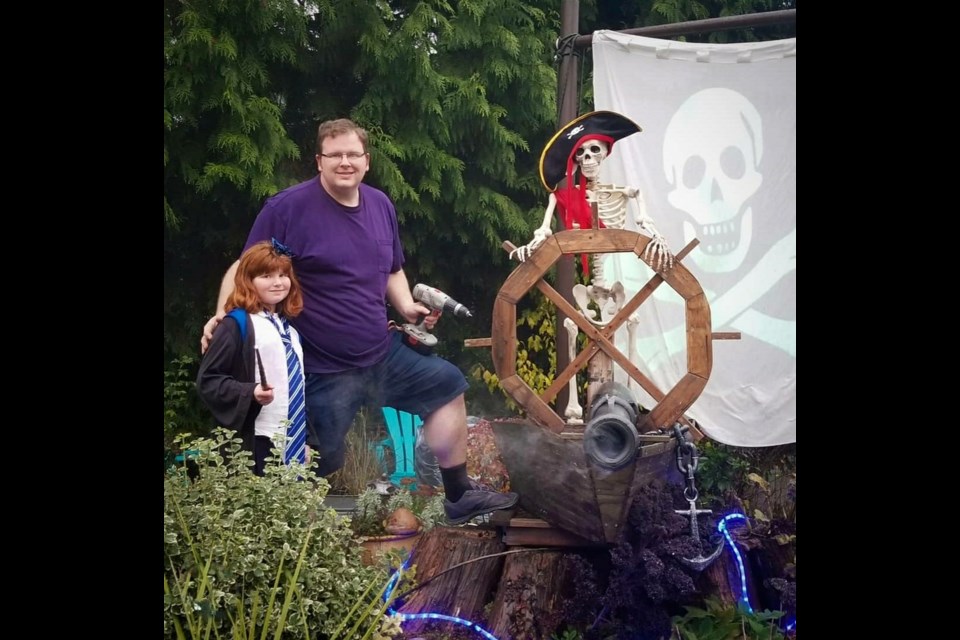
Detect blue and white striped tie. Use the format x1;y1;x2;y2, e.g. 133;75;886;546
266;315;306;466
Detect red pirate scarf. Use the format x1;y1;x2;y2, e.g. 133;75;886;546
555;133;614;274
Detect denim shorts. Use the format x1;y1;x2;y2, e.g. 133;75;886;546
304;331;468;475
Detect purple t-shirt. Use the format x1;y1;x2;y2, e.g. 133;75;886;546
244;178;404;373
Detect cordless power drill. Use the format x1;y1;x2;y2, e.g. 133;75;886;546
401;283;473;355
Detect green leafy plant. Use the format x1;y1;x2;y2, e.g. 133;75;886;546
163;355;211;453
349;486;446;538
671;597;785;640
163;428;408;639
696;441;796;518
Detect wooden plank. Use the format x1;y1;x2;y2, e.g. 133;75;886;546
591;463;637;543
502;526;598;547
684;420;706;441
500;375;565;432
504;517;553;528
647;372;709;430
712;332;742;340
686;292;713;378
498;237;562;303
661;261;705;301
464;337;492;348
554;228;643;254
636;434;674;443
541;341;597;405
604;343;667;404
535;279;591;332
492;420;606;542
491;297;517;378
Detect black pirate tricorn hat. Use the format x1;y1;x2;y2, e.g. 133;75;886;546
538;110;642;192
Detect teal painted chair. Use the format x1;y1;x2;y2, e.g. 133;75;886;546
174;449;199;464
379;407;424;487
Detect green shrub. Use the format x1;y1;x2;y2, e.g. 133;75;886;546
163;429;408;639
671;597;785;640
163;355;213;456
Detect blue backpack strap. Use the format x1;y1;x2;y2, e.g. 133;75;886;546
226;308;248;342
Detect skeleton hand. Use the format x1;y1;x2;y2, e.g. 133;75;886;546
509;227;552;262
642;235;675;272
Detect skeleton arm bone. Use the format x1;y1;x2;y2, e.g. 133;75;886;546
630;188;674;272
510;192;557;262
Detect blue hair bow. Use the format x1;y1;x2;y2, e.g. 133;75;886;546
271;237;295;258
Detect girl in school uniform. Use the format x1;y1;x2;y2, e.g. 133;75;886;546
197;239;317;475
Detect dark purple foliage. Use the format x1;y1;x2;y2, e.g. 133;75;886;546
552;482;714;639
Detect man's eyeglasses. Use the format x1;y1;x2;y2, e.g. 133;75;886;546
319;152;367;161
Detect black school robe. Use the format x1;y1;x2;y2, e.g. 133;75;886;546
196;313;319;463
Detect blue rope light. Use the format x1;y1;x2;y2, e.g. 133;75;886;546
717;512;796;634
393;612;500;640
381;555;502;640
717;513;752;613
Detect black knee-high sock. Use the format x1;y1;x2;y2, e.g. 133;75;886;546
440;463;472;502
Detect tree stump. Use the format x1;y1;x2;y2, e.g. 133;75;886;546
398;526;505;633
701;541;742;608
486;549;574;640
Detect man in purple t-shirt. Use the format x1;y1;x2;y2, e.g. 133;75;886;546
202;118;517;524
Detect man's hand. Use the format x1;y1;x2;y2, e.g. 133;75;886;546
398;301;439;328
201;314;223;354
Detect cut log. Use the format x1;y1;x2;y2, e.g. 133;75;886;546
486;549;574;640
398;526;506;633
700;542;741;609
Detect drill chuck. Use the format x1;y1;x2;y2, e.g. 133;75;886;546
412;283;473;319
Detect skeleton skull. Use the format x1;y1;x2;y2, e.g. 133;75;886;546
663;88;762;274
575;139;608;180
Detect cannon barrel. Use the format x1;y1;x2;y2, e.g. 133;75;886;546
582;381;642;469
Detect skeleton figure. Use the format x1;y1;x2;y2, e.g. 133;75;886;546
512;137;675;411
510;139;674;273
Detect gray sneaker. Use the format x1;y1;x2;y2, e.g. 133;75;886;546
444;482;519;525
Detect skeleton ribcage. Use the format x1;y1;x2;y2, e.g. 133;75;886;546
595;189;628;230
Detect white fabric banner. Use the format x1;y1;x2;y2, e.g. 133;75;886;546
591;31;796;446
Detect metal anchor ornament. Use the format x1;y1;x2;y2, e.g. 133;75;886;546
673;426;724;571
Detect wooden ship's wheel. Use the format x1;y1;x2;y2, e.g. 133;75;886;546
482;227;732;544
493;228;712;435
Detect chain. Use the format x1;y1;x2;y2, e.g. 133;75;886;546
672;424;725;570
674;424;700;503
673;424;707;548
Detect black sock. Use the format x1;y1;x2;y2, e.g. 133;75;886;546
440;463;472;502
